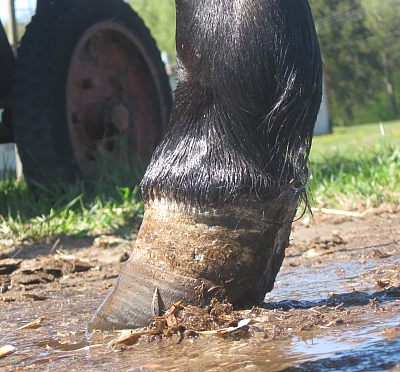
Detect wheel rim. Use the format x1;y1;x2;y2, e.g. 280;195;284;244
66;21;166;179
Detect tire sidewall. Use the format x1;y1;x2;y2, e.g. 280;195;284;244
14;0;171;186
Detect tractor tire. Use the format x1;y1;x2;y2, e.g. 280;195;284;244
12;0;171;189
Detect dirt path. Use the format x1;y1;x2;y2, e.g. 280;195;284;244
0;207;399;371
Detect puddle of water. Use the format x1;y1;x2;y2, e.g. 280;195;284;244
286;339;400;371
267;260;377;303
0;258;399;371
292;315;400;359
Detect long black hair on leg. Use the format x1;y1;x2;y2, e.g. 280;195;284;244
141;0;323;210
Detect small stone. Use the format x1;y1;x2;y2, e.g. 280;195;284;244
0;345;17;359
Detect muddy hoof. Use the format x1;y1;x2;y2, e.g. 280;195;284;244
88;260;200;330
89;196;297;331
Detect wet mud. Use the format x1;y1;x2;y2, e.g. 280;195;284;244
0;207;399;371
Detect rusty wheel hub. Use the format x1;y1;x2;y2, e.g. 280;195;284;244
67;21;164;178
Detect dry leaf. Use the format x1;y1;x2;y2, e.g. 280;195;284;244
108;329;160;348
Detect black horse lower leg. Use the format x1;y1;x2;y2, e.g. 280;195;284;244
90;0;322;330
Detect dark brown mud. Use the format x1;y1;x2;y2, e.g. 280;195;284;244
0;207;399;371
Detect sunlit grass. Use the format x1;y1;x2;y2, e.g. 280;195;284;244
309;120;400;209
0;178;143;244
0;135;146;245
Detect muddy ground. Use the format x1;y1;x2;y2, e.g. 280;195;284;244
0;206;399;371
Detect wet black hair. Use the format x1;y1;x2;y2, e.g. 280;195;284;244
141;0;323;207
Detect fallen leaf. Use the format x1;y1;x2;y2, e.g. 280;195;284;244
108;329;161;348
165;313;179;330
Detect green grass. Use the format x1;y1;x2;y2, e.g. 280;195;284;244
0;135;145;245
0;120;399;245
309;120;400;209
0;177;143;245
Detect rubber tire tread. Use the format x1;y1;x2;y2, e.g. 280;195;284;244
12;0;172;189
